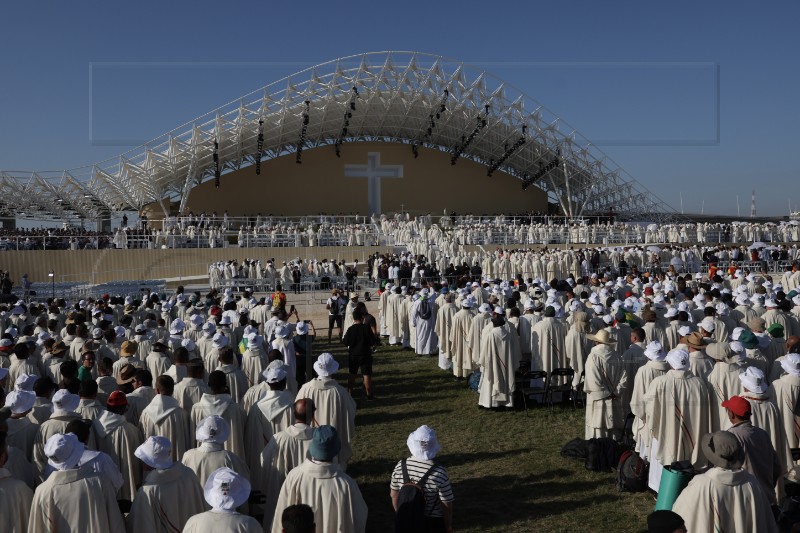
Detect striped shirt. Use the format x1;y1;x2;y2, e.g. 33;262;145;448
390;457;454;517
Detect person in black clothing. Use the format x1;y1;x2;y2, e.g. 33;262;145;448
342;309;377;399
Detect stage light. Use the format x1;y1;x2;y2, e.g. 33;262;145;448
451;106;490;165
411;142;419;158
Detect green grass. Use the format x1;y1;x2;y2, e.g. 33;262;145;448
318;341;655;532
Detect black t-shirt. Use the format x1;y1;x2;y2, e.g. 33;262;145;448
342;323;376;357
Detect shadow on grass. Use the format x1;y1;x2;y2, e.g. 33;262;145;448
356;471;619;531
355;408;452;426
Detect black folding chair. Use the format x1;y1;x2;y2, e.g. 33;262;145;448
545;367;576;409
515;370;548;415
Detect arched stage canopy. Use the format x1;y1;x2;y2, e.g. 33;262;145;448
0;51;679;222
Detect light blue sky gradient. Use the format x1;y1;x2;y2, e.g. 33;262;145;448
1;1;798;215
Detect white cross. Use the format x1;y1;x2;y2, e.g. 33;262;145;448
344;152;403;215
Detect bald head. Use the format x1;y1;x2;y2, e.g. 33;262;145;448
293;398;314;424
788;335;800;354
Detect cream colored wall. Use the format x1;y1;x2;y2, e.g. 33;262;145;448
3;246;396;285
183;141;548;216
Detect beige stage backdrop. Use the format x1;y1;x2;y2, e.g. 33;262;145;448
181;141;548;216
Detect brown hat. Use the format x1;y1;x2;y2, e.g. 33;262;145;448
747;317;766;333
120;340;138;356
686;331;706;350
116;363;136;385
51;341;68;356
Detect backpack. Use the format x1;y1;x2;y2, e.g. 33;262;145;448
616;450;649;492
329;297;340;315
585;437;620;472
467;371;481;393
417;299;432;320
395;459;436;533
560;438;589;460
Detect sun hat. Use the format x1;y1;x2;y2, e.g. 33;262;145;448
44;432;84;471
586;329;614;345
52;389;80;414
739;366;768;394
265;366;287;384
135;435;174;470
313;352;340;377
700;430;744;470
406;424;442;460
196;415;230;444
644;341;665;361
666;349;690;370
203;467;251;511
309;425;341;462
4;390;36;414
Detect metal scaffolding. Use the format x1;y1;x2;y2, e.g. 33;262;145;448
0;51;679;222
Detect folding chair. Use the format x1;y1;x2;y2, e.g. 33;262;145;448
545;367;576;409
574;371;586;408
515;370;548;415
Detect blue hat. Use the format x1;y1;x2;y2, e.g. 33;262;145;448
309;425;341;461
440;287;449;294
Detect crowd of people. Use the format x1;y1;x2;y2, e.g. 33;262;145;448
365;253;800;530
6;212;800;252
0;285;456;533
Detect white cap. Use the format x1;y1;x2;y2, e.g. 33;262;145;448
203;467;251;512
135;436;174;470
781;354;800;377
275;324;291;339
644;341;665;361
739;366;768;394
203;322;217;334
265;366;287;384
700;319;715;333
678;325;692;337
295;322;309;335
665;308;678;318
666;349;690;370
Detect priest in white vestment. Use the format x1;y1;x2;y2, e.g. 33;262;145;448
244;365;295;478
583;329;628;440
271;425;367;533
449;297;476;378
93;390;144;502
672;431;777;533
191;370;247;460
412;289;439;355
645;349;712;490
478;315;521;409
29;433;125;533
127;436;205;533
0;425;33;533
629;341;670;459
139;375;192;462
295;353;356;469
182;415;250;488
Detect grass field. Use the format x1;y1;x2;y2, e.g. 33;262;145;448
317;340;655;533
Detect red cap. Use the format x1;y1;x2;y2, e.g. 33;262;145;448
107;390;128;408
721;395;751;418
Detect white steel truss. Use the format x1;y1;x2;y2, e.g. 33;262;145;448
0;51;679;222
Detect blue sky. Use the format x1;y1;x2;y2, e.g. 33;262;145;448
1;1;798;216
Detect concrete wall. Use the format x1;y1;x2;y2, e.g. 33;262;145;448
180;141;548;217
1;246;397;285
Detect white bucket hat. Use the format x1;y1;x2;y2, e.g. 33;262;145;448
52;389;80;414
196;415;230;444
45;432;84;471
4;390;36;414
204;467;251;511
313;352;340;377
739;366;768;394
666;349;690;370
135;436;174;470
406;425;442;460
